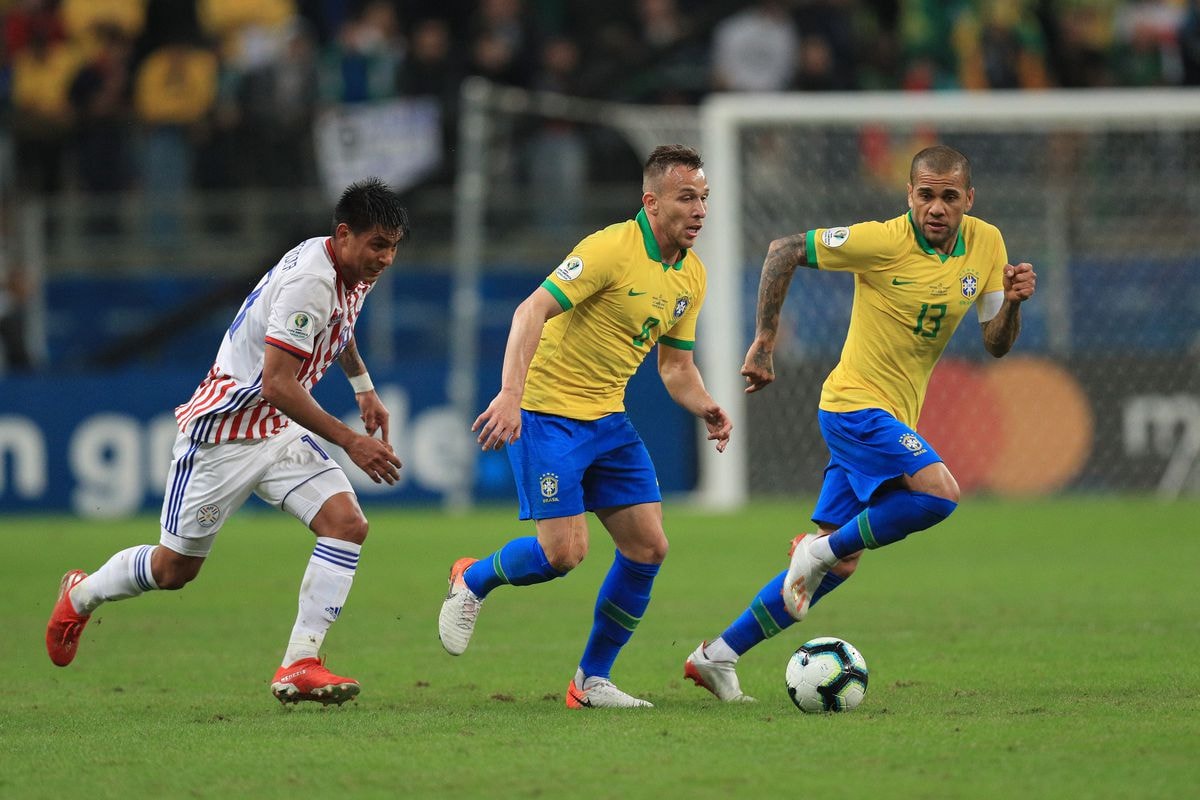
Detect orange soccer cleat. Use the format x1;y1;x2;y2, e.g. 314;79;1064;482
271;657;360;706
46;570;91;667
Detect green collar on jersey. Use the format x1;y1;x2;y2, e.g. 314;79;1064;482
636;208;686;271
908;210;966;262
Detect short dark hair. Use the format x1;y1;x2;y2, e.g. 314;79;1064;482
910;145;972;188
643;144;703;190
333;178;411;240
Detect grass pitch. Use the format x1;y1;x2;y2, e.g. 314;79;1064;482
4;497;1198;799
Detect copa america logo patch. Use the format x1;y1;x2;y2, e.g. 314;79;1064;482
821;227;850;248
286;311;312;340
673;297;690;319
554;256;584;282
960;272;979;299
899;434;926;455
196;504;221;527
539;473;559;501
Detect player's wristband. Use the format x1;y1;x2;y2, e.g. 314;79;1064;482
348;372;375;394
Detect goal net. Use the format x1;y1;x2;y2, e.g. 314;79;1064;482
698;90;1200;507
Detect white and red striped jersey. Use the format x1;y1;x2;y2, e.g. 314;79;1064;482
175;237;372;443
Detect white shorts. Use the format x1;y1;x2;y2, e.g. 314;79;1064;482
158;424;354;557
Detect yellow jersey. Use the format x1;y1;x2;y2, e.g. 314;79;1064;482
524;209;707;420
807;212;1007;426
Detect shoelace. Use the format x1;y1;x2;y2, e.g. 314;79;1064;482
457;595;482;630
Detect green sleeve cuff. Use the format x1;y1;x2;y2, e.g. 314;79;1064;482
659;336;694;351
805;230;819;269
540;279;573;310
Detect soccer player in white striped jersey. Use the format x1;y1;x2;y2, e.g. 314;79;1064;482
46;179;409;706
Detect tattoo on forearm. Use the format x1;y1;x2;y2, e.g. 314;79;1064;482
984;302;1021;356
756;234;806;338
338;340;367;376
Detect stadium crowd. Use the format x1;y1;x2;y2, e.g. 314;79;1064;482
2;0;1199;198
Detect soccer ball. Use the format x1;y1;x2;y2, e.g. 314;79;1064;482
785;637;869;713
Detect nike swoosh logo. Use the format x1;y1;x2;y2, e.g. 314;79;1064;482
891;278;917;285
628;289;647;296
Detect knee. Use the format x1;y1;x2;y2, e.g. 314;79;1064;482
155;562;200;590
543;538;587;572
641;535;669;566
322;512;369;546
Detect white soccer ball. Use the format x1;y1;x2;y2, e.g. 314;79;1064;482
785;636;869;713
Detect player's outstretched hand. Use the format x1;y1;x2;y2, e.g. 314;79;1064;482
346;434;402;484
701;403;732;453
741;340;775;394
356;390;390;442
1004;262;1036;303
472;389;522;451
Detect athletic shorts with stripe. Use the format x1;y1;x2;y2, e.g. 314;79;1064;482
159;424;354;557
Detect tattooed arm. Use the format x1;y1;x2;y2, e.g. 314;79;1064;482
740;233;809;394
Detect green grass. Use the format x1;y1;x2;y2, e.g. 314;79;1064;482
4;498;1199;799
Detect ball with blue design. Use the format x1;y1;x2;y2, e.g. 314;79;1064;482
785;636;869;713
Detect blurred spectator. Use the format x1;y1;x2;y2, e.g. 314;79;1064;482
1046;0;1117;87
628;0;707;103
898;0;967;90
399;17;463;180
1111;0;1187;85
60;0;145;50
9;12;77;193
198;0;296;46
710;0;799;92
69;22;134;198
4;0;66;57
320;0;404;102
467;0;539;87
526;35;586;234
134;38;219;244
242;18;319;186
796;0;860;90
953;0;1052;89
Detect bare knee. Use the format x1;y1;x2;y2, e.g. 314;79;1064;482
628;534;668;566
311;497;369;545
152;548;203;590
543;537;588;572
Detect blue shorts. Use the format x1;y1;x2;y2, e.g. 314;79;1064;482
811;408;943;528
507;410;661;520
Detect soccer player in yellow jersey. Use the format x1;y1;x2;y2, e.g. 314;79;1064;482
685;145;1037;702
438;145;732;708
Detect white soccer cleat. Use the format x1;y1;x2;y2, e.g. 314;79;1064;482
782;533;832;621
439;557;483;656
566;672;654;709
684;642;756;703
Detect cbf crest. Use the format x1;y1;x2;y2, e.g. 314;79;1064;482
673;296;691;319
959;271;979;299
899;433;926;456
539;472;559;503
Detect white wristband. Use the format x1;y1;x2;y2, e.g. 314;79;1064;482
348;372;374;394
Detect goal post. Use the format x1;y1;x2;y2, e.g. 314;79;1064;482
698;89;1200;507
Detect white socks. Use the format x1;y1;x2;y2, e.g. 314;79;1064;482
705;637;739;663
282;537;360;666
70;545;159;615
810;535;839;567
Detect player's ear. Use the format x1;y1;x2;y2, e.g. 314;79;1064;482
642;191;657;215
905;184;914;210
964;187;975;212
335;222;351;241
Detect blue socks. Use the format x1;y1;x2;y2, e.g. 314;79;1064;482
580;550;659;679
719;491;956;657
720;570;845;655
828;491;957;558
463;536;564;598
